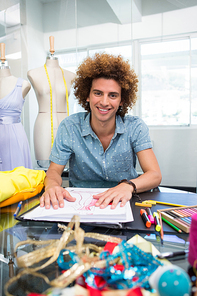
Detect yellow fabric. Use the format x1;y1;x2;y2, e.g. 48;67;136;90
0;166;46;207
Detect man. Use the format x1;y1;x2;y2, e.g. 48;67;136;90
40;53;162;209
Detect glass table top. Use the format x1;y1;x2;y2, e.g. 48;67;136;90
0;187;195;296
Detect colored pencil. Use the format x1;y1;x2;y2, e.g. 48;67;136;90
143;200;185;207
158;205;197;233
162;216;182;233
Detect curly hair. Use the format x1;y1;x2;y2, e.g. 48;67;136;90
72;52;138;117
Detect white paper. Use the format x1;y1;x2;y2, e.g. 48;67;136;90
22;188;133;224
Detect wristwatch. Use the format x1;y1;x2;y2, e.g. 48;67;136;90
118;179;141;201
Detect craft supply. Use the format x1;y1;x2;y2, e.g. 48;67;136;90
135;202;152;208
142;200;185;207
153;212;161;232
158;205;197;233
14;201;22;217
140;209;151;228
5;215;163;296
159;212;164;244
145;208;154;224
162;216;182;233
157;250;189;260
188;213;197;267
149;265;191;296
142;200;156;205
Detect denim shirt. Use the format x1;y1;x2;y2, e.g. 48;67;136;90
49;112;152;188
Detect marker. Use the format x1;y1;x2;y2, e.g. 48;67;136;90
157;250;189;260
140;209;151;228
145;208;154;224
14;201;22;218
153;212;161;232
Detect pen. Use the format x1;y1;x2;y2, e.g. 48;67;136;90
161;216;182;233
157;250;189;260
14;201;22;217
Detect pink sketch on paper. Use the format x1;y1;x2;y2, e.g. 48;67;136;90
68;189;100;214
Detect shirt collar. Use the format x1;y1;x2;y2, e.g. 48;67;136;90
82;113;94;137
81;112;125;137
115;115;125;135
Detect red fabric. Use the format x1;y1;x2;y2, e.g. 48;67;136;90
87;285;103;296
113;264;124;271
94;275;107;288
103;242;118;254
27;294;46;296
126;287;143;296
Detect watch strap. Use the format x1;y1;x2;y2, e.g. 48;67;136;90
118;179;141;201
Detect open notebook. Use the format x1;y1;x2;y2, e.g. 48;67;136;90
17;188;133;224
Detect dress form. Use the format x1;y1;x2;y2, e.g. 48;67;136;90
0;43;31;99
27;36;75;168
0;43;32;171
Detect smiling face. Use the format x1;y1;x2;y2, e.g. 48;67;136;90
86;78;122;130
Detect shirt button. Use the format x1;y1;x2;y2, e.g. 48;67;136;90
106;177;108;179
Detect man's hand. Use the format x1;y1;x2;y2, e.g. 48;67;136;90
93;183;133;209
40;186;76;209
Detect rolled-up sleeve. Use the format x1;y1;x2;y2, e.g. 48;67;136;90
131;118;152;153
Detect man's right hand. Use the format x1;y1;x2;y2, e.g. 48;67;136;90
40;162;76;209
40;185;76;209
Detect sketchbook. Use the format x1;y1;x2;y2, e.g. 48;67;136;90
18;188;133;224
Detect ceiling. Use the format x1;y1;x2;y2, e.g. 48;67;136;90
1;0;197;32
39;0;197;19
39;0;197;32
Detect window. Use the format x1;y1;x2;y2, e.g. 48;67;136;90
56;51;87;73
56;37;196;126
191;38;197;124
141;38;191;126
89;44;132;63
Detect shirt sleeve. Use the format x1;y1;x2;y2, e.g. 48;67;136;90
49;120;73;165
131;118;153;153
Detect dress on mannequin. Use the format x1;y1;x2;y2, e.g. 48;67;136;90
27;56;75;168
0;68;32;171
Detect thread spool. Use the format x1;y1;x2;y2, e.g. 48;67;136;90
188;213;197;267
149;265;191;296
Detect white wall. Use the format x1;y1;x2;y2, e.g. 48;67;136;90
24;2;197;188
149;127;197;187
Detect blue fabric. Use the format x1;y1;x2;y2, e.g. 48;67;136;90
49;112;152;188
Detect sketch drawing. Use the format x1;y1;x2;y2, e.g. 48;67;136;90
68;189;100;214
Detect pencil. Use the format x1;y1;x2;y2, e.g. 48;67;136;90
143;200;185;207
159;212;164;244
162;216;182;233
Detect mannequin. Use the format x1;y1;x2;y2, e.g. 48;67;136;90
0;43;32;171
27;36;75;168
